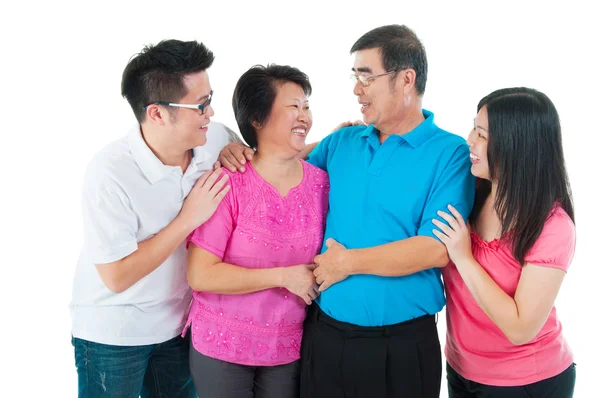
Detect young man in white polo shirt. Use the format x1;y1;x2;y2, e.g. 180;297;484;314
70;39;238;397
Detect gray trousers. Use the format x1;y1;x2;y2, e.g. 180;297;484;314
189;345;300;398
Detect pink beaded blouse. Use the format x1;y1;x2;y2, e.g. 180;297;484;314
183;160;329;366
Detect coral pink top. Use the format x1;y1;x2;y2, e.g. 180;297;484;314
442;206;576;386
184;160;329;366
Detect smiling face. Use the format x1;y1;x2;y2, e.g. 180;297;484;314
165;70;214;149
352;48;407;132
467;105;491;180
256;81;312;155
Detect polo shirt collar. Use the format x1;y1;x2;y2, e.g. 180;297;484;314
127;126;168;184
361;109;436;148
402;109;435;147
191;145;208;166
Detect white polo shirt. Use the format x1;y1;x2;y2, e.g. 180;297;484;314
71;122;231;346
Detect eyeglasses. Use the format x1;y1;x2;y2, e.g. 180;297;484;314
350;71;399;87
144;90;213;114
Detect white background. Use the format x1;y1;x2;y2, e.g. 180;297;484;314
2;0;599;396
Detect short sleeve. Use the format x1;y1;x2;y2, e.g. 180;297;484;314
306;132;335;171
186;173;236;259
524;208;576;271
203;122;235;162
223;124;244;144
82;175;138;264
419;143;476;240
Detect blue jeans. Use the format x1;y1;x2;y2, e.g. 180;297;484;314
72;334;196;398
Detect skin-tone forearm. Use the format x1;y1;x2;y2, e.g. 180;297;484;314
187;246;318;303
95;169;229;294
95;215;195;293
433;205;567;345
456;258;521;335
454;257;565;345
187;245;282;294
187;260;284;295
351;236;449;276
314;236;449;291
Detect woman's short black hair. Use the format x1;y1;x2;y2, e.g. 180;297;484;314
232;64;312;149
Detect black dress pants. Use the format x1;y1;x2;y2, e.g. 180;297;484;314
300;304;442;398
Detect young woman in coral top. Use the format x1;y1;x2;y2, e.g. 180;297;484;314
433;87;576;398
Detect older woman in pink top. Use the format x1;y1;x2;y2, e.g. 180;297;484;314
432;88;576;397
183;64;328;398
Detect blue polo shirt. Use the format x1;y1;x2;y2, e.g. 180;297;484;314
307;110;475;326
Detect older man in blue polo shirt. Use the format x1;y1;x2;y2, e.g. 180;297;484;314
298;25;475;398
217;25;475;398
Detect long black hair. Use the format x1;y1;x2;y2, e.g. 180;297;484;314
470;87;574;264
